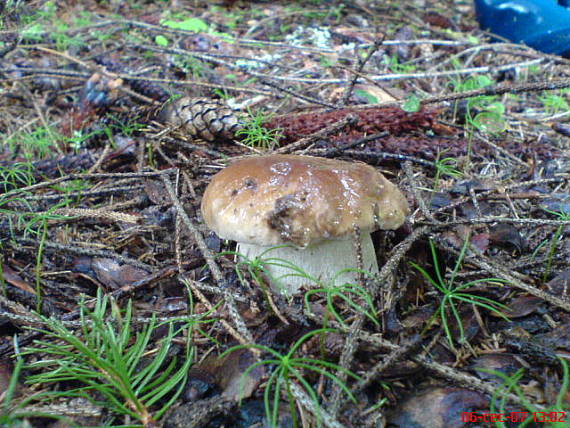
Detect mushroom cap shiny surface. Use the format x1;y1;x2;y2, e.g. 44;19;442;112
201;155;409;247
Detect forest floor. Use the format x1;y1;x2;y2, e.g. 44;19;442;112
1;0;570;427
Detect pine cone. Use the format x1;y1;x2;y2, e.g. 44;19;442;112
159;97;242;142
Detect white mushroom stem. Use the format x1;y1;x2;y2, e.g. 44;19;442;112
237;234;379;296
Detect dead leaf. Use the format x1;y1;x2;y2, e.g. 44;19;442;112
1;265;36;295
401;305;435;329
430;192;454;210
144;179;172;206
494;295;543;319
540;193;570;216
449;306;480;343
187;349;264;402
90;258;149;290
184;368;220;401
451;179;495;195
460;200;493;219
389;387;488;428
424;12;455;29
0;359;15;401
470;353;523;383
470;232;490;253
217;349;263;401
547;268;570;295
489;224;526;252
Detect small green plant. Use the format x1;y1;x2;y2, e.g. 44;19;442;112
384;54;416;74
0;338;65;425
65;127;104;151
304;271;379;328
16;1;84;49
212;88;232;100
105;114;145;138
236;109;283;150
319;54;335;69
223;246;313;284
402;94;421;113
161;16;209;32
0;345;27;425
433;150;463;190
0;194;73;239
539;90;570;115
0;195;31;236
224;246;379;327
155;34;169;46
485;357;569;428
158;16;234;46
21;290;198;426
72;10;94;28
5;125;63;160
52;22;84;51
410;238;509;348
25;0;56;23
541;208;570;282
178;55;206;79
0;247;6;296
34;219;48;313
220;245;318;299
214;6;240;30
21;22;44;42
451;74;506;136
0;162;35;193
221;328;359;428
49;179;90;205
22;203;71;238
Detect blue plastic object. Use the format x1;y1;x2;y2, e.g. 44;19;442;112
474;0;570;57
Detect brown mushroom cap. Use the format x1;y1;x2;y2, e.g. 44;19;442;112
201;155;409;248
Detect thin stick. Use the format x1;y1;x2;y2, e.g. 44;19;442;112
160;174;256;348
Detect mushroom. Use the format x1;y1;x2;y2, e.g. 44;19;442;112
201;155;409;295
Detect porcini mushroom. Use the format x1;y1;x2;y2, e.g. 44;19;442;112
201;155;409;295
